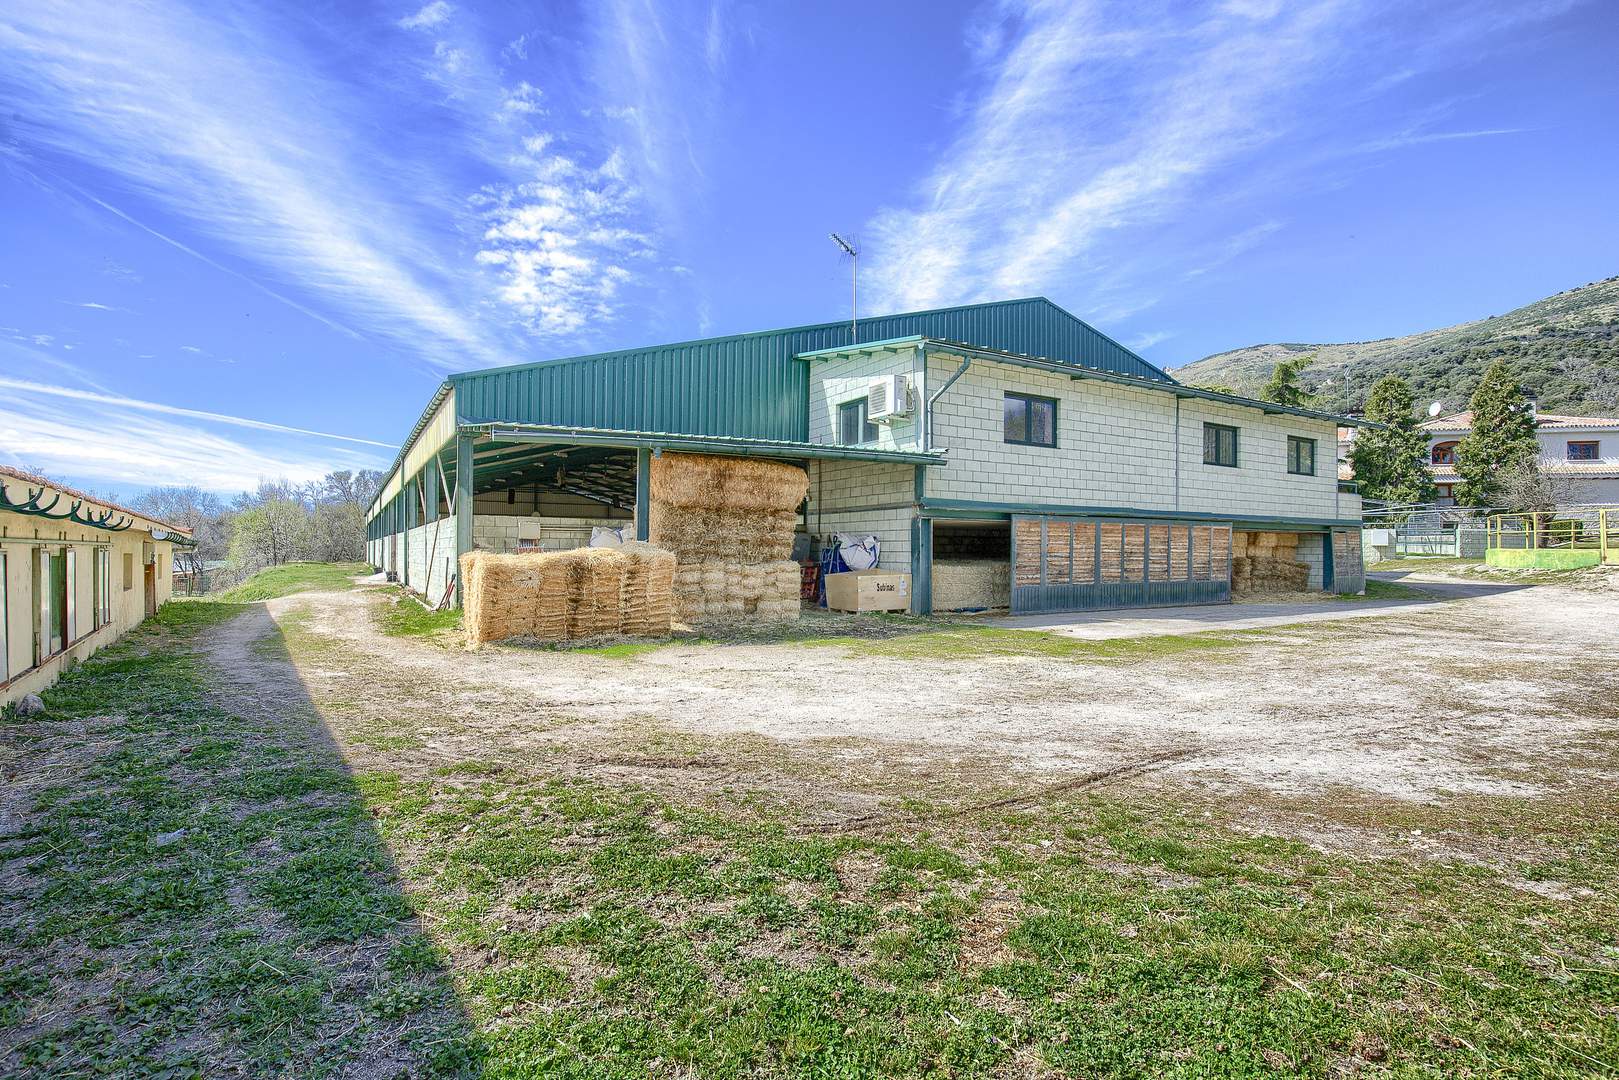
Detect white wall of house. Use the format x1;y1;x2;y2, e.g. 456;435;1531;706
805;343;1357;525
804;458;913;573
2;499;178;707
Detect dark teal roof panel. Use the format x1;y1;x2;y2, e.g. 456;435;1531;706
451;297;1168;443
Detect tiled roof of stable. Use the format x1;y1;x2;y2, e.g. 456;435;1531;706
0;464;193;535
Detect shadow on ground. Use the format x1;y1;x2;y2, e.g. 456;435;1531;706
0;602;473;1076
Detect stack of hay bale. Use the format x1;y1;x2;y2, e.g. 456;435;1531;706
648;452;807;623
1230;531;1310;596
460;542;675;645
931;560;1011;611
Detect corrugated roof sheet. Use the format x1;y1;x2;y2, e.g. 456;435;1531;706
450;297;1169;444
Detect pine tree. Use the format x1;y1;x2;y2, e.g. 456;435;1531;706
1454;360;1539;508
1261;353;1316;407
1349;375;1437;508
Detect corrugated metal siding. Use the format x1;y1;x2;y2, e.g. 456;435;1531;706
451;298;1165;442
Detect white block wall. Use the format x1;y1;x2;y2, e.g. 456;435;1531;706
1294;533;1326;590
808;345;923;451
922;352;1346;522
805;458;914;573
404;519;456;603
472;513;632;554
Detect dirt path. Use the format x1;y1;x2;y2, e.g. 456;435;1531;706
256;576;1619;814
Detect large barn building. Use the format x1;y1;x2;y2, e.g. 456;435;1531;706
365;297;1365;616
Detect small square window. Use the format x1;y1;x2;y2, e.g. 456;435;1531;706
1567;440;1599;461
837;399;878;445
1203;423;1239;467
1287;436;1316;475
1004;393;1057;447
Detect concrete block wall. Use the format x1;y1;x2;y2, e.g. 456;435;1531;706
472;514;631;555
805;459;915;573
922;351;1346;522
807;345;922;450
1294;533;1326;590
403;520;456;603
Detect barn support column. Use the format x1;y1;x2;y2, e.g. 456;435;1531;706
910;464;932;616
635;448;651;541
454;432;474;608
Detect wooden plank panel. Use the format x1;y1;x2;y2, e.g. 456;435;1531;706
1073;522;1097;583
1168;525;1189;579
1046;521;1072;584
1191;526;1211;580
1099;523;1123;583
1148;525;1171;581
1014;518;1043;587
1122;524;1146;583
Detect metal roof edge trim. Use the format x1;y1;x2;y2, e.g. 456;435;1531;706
920;497;1362;529
367;380;449;517
465;423;946;465
795;335;925;359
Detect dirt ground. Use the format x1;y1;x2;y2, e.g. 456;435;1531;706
253;570;1619;822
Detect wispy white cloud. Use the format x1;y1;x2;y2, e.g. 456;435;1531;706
473;147;651;335
862;0;1573;320
398;1;454;31
865;0;1354;313
180;345;205;354
1183;220;1285;279
0;0;508;368
1129;331;1174;351
0;376;394;448
0;396;382;494
1357;127;1527;154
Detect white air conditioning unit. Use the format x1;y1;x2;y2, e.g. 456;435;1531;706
867;374;912;421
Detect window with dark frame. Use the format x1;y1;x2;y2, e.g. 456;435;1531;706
1203;423;1238;467
1287;436;1316;476
1431;441;1457;465
1003;392;1057;447
837;398;878;445
1567;440;1600;461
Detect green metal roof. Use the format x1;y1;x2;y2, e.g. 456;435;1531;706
449;296;1170;443
372;297;1167;515
468;423;945;465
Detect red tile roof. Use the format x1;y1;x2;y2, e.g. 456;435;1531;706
0;464;193;536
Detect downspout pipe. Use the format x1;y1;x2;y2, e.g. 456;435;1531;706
924;353;972;453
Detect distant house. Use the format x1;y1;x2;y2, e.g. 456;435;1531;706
1420;411;1619;507
1;466;190;706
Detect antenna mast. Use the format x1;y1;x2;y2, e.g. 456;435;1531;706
829;232;859;343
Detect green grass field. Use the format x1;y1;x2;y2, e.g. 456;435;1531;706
214;561;371;602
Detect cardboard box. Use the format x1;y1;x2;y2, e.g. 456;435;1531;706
825;569;911;613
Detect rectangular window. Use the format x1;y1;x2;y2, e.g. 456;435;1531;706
837;399;878;445
1203;423;1239;467
94;548;111;629
1004;393;1057;447
1567;440;1599;461
123;551;134;591
1287;436;1317;475
64;548;76;643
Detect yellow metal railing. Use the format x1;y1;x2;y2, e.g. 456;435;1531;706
1487;509;1617;558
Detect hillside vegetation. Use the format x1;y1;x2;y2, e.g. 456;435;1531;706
214;561;370;602
1172;275;1619;415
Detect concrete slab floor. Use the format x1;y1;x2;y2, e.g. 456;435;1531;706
988;575;1524;640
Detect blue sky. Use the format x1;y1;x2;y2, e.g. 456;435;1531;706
2;0;1615;496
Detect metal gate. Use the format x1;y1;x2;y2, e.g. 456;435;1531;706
1011;516;1232;614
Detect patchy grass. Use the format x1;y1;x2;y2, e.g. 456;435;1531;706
5;599;1617;1077
0;602;462;1076
376;590;463;640
1337;578;1435;602
216;561;371;602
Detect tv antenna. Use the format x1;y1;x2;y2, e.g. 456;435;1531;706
1427;401;1443;418
829;232;859;343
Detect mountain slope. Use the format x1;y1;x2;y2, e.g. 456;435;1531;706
1171;276;1619;415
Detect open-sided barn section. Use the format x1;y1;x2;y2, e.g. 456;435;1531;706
365;298;1364;618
